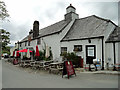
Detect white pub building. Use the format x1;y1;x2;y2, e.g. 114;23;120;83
17;4;120;70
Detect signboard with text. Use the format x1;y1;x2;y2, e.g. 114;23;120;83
62;61;76;79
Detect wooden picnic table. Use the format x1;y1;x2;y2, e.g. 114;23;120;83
19;60;32;67
29;60;54;70
30;61;41;69
49;61;63;74
39;60;54;70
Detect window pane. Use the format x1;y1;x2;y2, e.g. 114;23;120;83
61;47;67;54
88;47;94;56
74;45;82;51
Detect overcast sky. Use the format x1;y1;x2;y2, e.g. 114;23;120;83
1;0;119;46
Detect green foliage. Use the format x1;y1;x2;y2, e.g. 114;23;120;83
2;46;10;55
34;49;53;61
23;55;27;60
0;0;9;20
37;50;45;60
0;29;10;54
61;52;81;68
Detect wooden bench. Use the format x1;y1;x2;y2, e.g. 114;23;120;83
49;62;63;74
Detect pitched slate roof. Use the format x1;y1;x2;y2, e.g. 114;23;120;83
39;20;69;37
62;15;112;41
20;20;70;42
20;15;117;43
106;27;120;43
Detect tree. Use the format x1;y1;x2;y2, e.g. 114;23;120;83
1;29;10;54
0;0;9;20
0;1;10;59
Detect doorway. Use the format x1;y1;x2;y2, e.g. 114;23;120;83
86;45;96;64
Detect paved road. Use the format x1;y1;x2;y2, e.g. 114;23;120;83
2;60;119;88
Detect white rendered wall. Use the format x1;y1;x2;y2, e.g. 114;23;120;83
104;22;116;41
115;42;119;64
105;42;119;68
41;34;60;60
105;43;114;67
61;38;102;65
118;42;120;64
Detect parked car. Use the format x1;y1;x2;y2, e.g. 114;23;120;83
4;55;9;58
3;53;9;58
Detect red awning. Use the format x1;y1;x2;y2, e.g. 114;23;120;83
17;49;32;52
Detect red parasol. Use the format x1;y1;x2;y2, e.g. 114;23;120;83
13;51;15;56
16;51;19;57
17;49;32;52
35;45;40;56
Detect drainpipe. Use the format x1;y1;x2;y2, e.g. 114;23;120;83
17;41;19;50
113;42;116;71
0;31;1;60
101;37;104;70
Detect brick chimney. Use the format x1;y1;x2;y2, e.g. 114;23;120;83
33;21;39;39
64;4;79;22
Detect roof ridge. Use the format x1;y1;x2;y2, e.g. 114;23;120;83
77;15;117;27
93;15;110;22
106;27;120;43
76;15;109;21
61;19;77;41
77;15;118;26
93;15;117;27
76;15;93;21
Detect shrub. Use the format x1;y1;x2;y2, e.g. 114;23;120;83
61;52;81;68
34;49;53;61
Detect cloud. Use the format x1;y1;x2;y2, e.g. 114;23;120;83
2;20;30;45
80;2;118;24
2;0;118;46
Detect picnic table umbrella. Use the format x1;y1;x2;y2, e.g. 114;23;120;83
26;49;30;59
17;49;32;52
14;51;17;57
17;49;32;60
13;51;15;57
16;51;19;57
35;45;40;60
13;51;19;65
45;44;50;58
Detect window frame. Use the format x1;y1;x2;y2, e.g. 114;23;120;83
61;47;67;54
74;45;82;52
